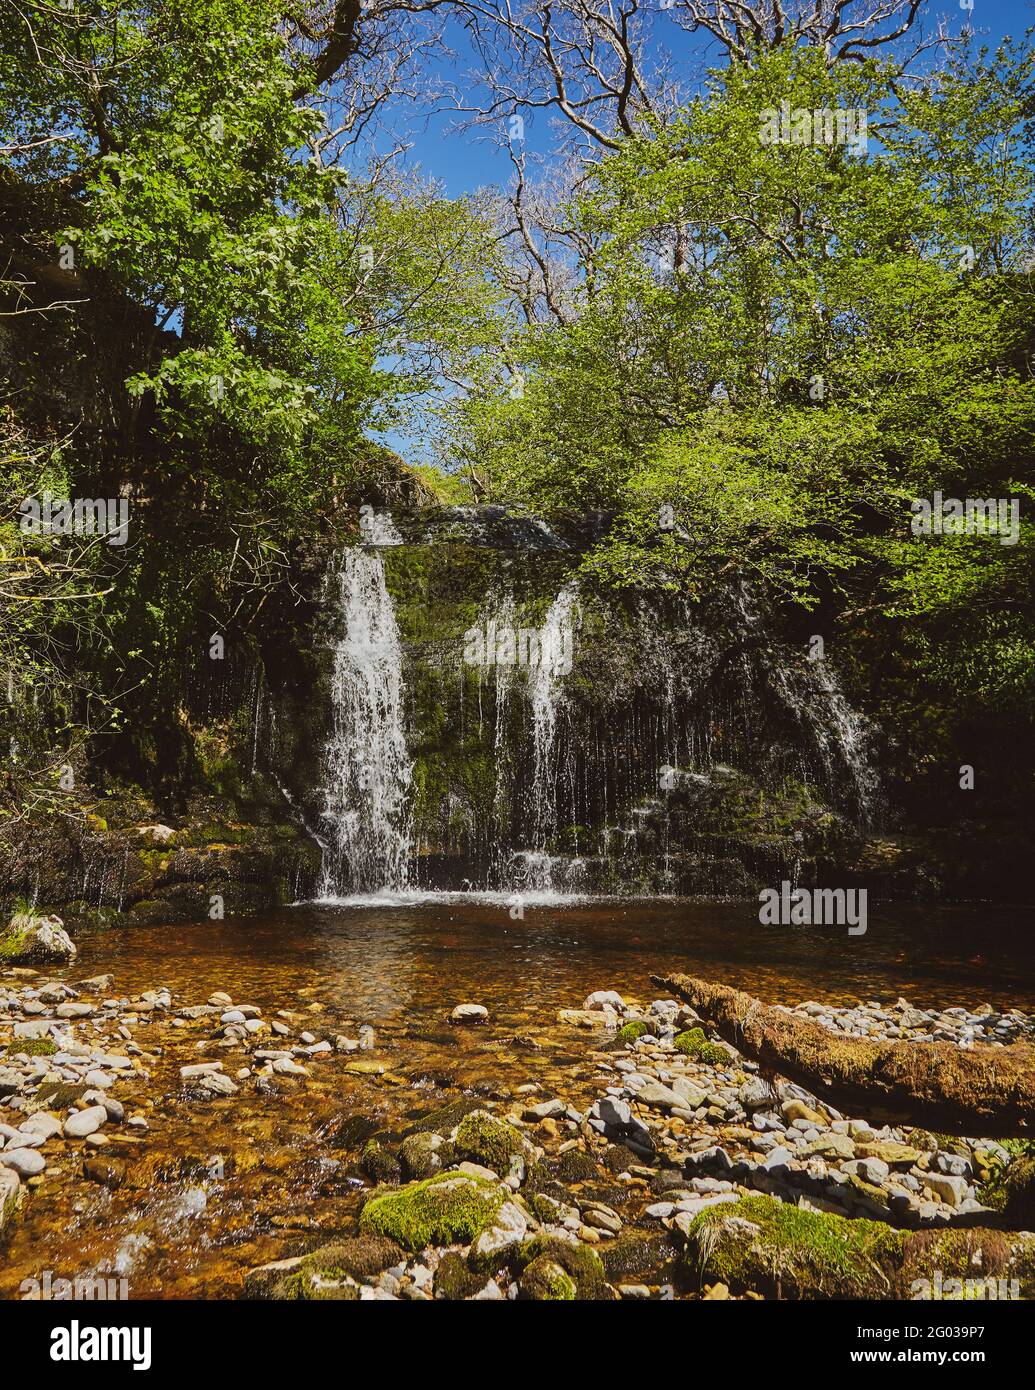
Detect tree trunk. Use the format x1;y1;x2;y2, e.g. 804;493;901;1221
652;973;1035;1138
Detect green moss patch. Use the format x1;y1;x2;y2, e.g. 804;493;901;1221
616;1020;649;1044
514;1234;609;1300
673;1027;732;1066
5;1037;56;1057
453;1109;526;1173
359;1172;505;1253
521;1256;577;1300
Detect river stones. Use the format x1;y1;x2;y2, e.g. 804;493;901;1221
450;1004;488;1024
63;1105;108;1139
2;1148;46;1176
583;991;626;1012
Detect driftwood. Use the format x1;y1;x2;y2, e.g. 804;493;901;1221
652;973;1035;1138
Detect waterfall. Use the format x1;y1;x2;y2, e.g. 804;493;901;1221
517;584;577;892
319;546;412;896
799;659;881;828
725;581;881;826
489;593;518;887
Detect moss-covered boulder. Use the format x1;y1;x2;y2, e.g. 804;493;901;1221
360;1139;402;1186
0;912;76;964
453;1109;528;1174
359;1172;506;1253
898;1228;1013;1296
514;1234;611;1300
269;1235;406;1298
400;1131;451;1181
683;1195;900;1299
434;1251;496;1300
616;1021;650;1045
521;1256;577;1300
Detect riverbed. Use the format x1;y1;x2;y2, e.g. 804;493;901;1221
2;897;1034;1299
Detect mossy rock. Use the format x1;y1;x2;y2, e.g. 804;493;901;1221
276;1270;361;1301
5;1037;56;1057
433;1250;495;1300
599;1230;675;1282
556;1148;599;1184
521;1256;577;1300
673;1028;732;1067
400;1131;453;1181
514;1234;611;1300
360;1139;402;1186
400;1097;487;1138
899;1228;1012;1296
295;1235;405;1289
683;1195;900;1299
359;1172;506;1253
453;1109;526;1174
1001;1157;1035;1227
616;1020;650;1045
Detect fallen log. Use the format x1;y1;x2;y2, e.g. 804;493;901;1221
651;972;1035;1138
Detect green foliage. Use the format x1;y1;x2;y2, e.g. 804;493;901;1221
0;0;502;803
452;39;1035;770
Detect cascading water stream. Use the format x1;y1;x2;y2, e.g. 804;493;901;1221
515;584;577;892
318;544;413;897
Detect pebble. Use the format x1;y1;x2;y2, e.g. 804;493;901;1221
64;1106;108;1139
1;1148;46;1177
450;1004;488;1023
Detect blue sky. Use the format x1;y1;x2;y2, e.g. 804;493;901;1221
394;1;1035;198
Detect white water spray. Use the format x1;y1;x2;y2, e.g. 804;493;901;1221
520;584;577;889
319;548;413;895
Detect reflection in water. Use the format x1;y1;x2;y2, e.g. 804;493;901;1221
71;897;1035;1017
